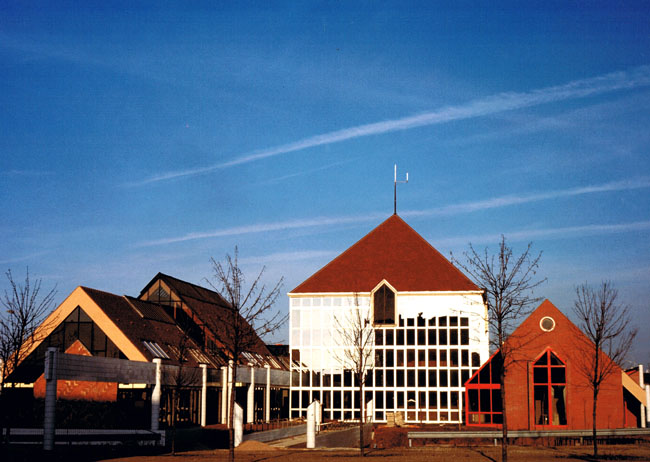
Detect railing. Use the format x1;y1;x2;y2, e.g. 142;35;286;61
407;428;650;447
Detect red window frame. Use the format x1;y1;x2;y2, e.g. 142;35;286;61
465;350;503;427
532;349;567;428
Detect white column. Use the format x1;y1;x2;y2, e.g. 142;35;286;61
227;360;234;427
43;348;58;451
247;365;255;423
151;358;162;431
264;364;271;422
200;364;208;427
221;366;228;424
640;365;646;428
306;400;316;449
234;402;244;447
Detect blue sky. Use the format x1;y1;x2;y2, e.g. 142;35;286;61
1;2;649;362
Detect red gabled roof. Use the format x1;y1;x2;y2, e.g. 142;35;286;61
291;214;479;293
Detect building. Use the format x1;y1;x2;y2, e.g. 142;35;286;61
465;299;647;429
7;273;290;427
288;214;489;423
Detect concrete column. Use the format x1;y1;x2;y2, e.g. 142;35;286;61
264;364;271;422
151;358;162;431
221;366;228;424
247;365;255;423
306;400;316;449
43;348;58;451
314;400;321;432
234;402;243;447
200;364;208;427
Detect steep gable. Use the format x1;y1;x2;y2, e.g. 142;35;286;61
291;214;479;293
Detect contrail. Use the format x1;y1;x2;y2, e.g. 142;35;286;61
127;65;650;186
137;177;650;246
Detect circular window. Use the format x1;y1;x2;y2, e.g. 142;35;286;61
540;316;556;332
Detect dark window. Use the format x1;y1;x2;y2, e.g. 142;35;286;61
375;370;384;387
407;329;415;345
386;370;394;387
533;350;567;426
407;370;416;387
385;329;394;345
428;329;437;345
439;370;448;387
396;350;404;367
375;330;383;345
373;284;396;325
396;370;405;387
386;349;394;367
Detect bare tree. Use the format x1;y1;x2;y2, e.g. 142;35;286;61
452;236;545;462
333;295;373;457
0;269;57;388
164;330;201;455
0;268;56;446
206;247;285;462
573;281;637;458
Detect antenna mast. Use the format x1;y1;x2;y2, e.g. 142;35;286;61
394;164;409;215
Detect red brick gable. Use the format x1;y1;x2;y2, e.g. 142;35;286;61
291;214;479;293
33;340;118;402
503;300;625;430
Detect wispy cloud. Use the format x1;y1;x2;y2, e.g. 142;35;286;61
238;250;338;266
436;220;650;248
1;170;54;177
0;251;51;265
137;177;650;247
129;65;650;186
137;213;386;247
260;159;356;185
403;177;650;218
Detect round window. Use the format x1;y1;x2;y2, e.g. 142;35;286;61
539;316;555;332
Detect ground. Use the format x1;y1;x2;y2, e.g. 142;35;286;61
3;442;650;461
100;444;650;462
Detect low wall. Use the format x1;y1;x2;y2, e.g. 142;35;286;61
242;424;307;443
2;428;165;446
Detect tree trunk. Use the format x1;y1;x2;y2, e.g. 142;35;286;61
592;388;598;458
228;364;237;462
171;389;177;455
359;382;364;457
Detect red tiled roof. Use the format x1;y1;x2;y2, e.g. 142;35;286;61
291;214;479;293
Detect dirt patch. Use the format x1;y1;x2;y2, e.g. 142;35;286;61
237;440;281;451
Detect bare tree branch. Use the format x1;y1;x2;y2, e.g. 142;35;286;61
332;294;373;457
451;236;545;462
205;247;285;462
572;281;637;458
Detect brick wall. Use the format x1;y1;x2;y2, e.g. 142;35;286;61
33;339;118;402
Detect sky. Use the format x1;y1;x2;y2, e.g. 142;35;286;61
1;2;649;363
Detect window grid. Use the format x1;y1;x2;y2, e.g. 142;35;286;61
290;307;482;423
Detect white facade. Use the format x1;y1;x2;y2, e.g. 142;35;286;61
289;290;488;423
